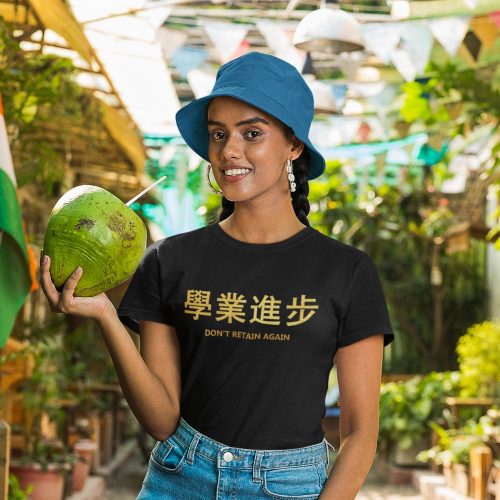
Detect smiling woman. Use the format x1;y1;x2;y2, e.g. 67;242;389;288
39;51;395;500
205;96;304;200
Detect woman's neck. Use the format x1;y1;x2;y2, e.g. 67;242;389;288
218;204;306;244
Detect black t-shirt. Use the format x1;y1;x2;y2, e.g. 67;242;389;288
117;223;394;449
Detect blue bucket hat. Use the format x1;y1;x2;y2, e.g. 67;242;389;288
175;51;326;180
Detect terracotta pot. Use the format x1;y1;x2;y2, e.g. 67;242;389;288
10;463;65;500
71;440;97;492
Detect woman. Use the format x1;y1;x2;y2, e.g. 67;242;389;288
39;52;394;499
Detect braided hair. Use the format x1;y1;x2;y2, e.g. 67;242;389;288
217;125;312;226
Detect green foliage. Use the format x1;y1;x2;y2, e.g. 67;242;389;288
417;414;493;466
7;473;32;500
0;17;101;196
378;372;461;453
456;321;500;401
310;156;487;372
1;319;78;468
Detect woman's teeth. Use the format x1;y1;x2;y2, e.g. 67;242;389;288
225;168;251;176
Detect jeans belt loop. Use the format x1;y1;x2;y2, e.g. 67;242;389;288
186;431;201;465
252;450;264;483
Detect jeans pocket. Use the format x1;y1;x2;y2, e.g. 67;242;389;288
262;463;324;499
150;436;187;474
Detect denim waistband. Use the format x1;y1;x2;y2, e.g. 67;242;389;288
171;416;329;471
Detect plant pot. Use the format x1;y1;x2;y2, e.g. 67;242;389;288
452;463;469;497
71;440;97;492
10;462;66;500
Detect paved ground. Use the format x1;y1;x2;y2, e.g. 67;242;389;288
102;448;423;499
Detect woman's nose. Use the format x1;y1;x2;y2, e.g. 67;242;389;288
221;133;243;160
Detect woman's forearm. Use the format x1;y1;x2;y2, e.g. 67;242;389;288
95;305;180;440
319;430;378;500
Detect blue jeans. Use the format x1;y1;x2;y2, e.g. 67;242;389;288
137;416;333;499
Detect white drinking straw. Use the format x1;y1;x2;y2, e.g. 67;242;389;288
125;175;167;206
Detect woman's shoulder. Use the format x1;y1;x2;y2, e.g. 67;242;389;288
153;226;209;250
309;227;367;264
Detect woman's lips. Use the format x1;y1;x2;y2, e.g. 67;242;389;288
222;170;251;183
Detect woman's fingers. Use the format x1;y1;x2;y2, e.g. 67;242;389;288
60;266;83;308
39;255;61;311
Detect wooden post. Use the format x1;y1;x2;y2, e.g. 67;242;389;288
469;446;492;500
0;421;11;500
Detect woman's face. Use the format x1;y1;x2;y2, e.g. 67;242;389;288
207;96;303;202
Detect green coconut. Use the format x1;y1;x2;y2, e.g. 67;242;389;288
43;185;147;297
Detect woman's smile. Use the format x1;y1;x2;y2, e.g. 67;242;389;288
222;167;252;182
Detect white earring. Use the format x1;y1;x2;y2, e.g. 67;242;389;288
287;158;296;192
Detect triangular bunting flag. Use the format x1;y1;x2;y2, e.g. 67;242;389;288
470;16;498;49
391;47;417;81
302;52;314;75
187;68;216;99
361;23;402;64
156;27;188;61
489;11;500;29
461;30;482;62
229;39;251;61
256;20;306;72
429;17;470;56
203;20;250;63
400;21;434;75
171;46;208;79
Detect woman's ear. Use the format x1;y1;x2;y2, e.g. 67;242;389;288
291;137;305;161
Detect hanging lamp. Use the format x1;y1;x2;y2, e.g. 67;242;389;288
293;1;364;54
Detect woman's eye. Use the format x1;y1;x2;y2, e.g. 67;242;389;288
245;130;262;139
210;131;225;141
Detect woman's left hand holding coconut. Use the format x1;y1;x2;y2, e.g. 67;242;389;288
39;255;113;322
38;184;148;321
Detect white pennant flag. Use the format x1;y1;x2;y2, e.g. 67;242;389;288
429;17;470;56
187;68;216;99
391;47;417;81
256;20;306;72
202;20;250;63
361;23;402;64
156;27;188;61
400;21;434;75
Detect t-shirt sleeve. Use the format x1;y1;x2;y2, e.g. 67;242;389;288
116;242;172;334
338;252;394;348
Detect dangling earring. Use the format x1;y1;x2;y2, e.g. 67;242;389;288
287;158;296;193
206;164;223;196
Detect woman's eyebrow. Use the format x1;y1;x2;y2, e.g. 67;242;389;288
207;117;270;127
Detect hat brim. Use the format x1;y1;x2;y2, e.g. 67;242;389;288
175;86;325;180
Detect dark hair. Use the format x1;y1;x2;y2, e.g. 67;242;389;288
217;125;312;226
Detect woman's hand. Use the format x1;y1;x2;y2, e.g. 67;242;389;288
39;255;114;321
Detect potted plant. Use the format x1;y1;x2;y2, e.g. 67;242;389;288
7;334;77;500
7;472;32;500
378;371;461;465
456;321;500;402
418;415;493;496
70;418;97;492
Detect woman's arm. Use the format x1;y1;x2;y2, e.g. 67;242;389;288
319;334;384;500
39;256;181;441
96;311;182;441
